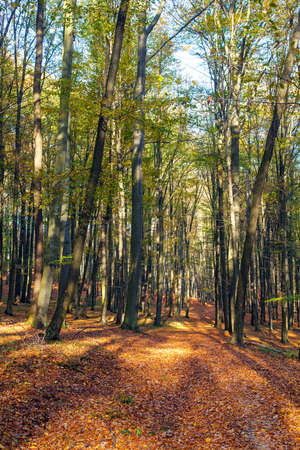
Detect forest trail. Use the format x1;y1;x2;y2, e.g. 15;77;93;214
0;300;299;449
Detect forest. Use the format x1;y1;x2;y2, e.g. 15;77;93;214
0;0;299;448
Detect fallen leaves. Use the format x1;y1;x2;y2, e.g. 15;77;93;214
0;301;299;449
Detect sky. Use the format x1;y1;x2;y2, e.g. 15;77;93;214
175;48;211;90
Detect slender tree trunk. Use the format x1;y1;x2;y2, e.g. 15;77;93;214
100;220;108;324
179;220;185;310
31;0;45;316
116;145;126;324
212;170;222;327
107;204;113;312
214;216;221;327
15;199;25;299
218;173;229;329
174;227;181;317
89;232;101;312
226;128;237;333
26;206;35;303
0;43;5;301
265;215;273;330
279;153;289;343
78;222;94;306
295;257;300;327
20;203;31;303
257;219;266;324
123;0;165;330
226;30;247;334
122;28;146;331
0;10;15;227
57;218;71;300
154;141;163;326
287;205;294;329
250;254;259;331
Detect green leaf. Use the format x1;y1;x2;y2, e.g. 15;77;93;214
266;293;300;303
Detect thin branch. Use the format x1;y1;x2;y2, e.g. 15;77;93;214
147;0;216;62
146;0;166;36
0;5;17;49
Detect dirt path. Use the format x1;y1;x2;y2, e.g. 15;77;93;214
0;301;299;449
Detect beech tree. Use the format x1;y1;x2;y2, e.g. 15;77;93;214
122;0;166;331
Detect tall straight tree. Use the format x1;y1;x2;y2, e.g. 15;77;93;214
122;0;165;330
0;19;8;302
45;0;130;341
31;0;45;310
232;12;300;346
29;0;75;328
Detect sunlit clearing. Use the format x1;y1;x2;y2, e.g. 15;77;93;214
167;321;189;330
137;317;154;325
148;346;191;357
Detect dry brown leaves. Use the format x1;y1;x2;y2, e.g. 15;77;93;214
0;301;299;449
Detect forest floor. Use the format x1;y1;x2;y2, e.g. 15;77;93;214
0;299;300;449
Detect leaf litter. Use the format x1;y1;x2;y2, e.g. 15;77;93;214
0;300;299;449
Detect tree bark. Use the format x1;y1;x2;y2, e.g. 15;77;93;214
31;0;45;316
154;141;164;326
123;0;165;330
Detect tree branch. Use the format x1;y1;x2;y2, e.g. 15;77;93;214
146;0;166;36
147;0;216;62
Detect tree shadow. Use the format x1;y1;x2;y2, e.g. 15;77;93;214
0;303;299;448
229;344;300;406
0;341;123;447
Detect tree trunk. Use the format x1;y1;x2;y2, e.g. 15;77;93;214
123;0;165;330
154;141;163;326
15;199;26;299
116;145;126;324
122;27;146;331
100;219;108;325
26;206;35;303
31;0;45;314
20;202;32;303
279;153;289;343
218;173;229;329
